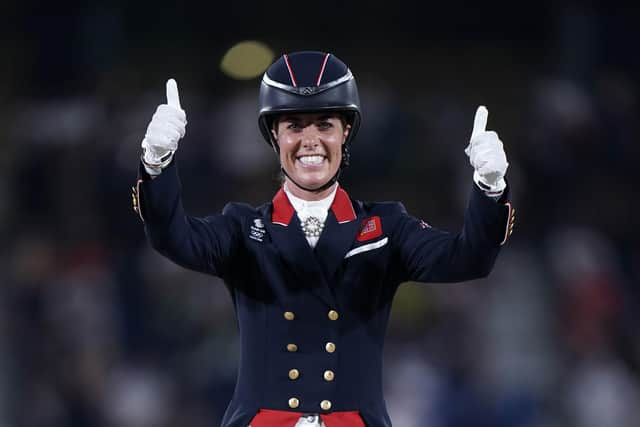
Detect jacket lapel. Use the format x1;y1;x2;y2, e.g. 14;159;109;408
314;187;360;282
265;188;336;307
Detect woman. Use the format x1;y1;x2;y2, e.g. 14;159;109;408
132;51;514;427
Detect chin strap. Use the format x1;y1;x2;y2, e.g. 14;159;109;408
281;167;342;193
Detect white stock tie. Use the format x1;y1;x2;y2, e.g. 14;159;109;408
284;184;337;248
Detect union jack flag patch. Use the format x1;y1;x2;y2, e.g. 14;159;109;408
357;216;382;242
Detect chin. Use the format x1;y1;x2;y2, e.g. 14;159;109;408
285;171;329;190
296;177;329;189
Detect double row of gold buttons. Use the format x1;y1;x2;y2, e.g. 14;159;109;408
284;309;339;411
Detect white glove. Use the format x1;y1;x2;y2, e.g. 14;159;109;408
141;78;187;175
464;105;509;196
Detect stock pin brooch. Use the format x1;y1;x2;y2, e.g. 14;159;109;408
301;216;324;238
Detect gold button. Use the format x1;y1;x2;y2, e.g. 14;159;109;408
328;310;339;321
288;397;299;409
320;400;332;411
284;311;295;321
325;342;336;353
287;343;298;352
288;369;300;380
323;370;335;381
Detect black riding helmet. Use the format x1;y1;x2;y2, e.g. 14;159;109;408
258;51;361;192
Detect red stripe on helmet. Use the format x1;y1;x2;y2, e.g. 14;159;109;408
283;54;298;87
316;53;330;86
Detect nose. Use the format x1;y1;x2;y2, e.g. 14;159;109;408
300;125;320;148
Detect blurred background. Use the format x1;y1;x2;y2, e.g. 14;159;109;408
2;2;640;426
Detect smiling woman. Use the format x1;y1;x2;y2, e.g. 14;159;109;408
272;113;350;201
255;53;361;197
132;50;514;427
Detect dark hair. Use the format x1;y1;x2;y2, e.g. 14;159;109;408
270;113;349;135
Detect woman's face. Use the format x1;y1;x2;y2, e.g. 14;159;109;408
273;113;350;191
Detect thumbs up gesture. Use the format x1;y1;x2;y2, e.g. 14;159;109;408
464;106;509;195
141;79;187;174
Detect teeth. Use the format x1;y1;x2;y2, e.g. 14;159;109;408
298;155;324;165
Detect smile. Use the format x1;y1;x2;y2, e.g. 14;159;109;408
296;155;326;166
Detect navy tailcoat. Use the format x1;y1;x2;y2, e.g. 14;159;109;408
132;161;515;427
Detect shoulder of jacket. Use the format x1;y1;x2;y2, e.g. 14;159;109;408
222;202;259;217
360;200;408;216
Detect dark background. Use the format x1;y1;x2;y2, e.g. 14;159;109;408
2;2;640;426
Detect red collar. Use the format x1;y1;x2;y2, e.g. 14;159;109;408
271;185;356;226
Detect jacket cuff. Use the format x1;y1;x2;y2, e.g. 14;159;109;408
133;159;179;223
469;180;515;246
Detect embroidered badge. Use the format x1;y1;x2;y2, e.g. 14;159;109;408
357;216;382;242
250;218;266;242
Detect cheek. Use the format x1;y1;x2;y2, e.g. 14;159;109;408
278;136;298;164
329;135;344;157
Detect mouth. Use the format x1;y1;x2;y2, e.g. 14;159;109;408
296;154;327;167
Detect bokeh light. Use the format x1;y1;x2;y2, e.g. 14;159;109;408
220;40;274;80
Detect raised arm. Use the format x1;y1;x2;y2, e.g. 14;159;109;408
393;105;515;283
132;79;240;277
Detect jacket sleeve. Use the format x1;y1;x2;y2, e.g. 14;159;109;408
132;160;241;278
391;183;514;283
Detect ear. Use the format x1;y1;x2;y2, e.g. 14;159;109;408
343;124;351;142
271;128;278;141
